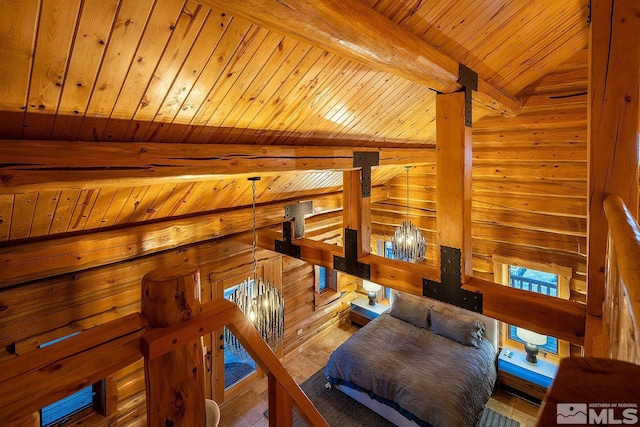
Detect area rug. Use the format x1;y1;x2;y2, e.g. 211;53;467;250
292;369;519;427
224;362;255;388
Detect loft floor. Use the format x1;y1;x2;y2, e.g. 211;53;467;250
218;325;538;427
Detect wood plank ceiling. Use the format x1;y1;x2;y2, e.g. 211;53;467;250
0;0;589;244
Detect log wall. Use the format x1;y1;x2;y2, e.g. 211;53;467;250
374;48;588;302
0;211;346;426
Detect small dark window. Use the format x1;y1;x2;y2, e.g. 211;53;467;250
318;266;328;292
316;266;337;294
41;387;94;427
384;241;394;259
314;266;338;308
40;334;102;426
382;241;393;300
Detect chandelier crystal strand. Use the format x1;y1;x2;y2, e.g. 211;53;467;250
225;177;285;357
391;166;426;263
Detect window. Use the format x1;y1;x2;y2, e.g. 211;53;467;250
41;387;95;427
318;266;328;293
379;241;394;300
493;256;571;360
383;241;394;259
40;334;104;426
506;266;559;354
509;266;558;296
314;266;339;308
223;282;258;390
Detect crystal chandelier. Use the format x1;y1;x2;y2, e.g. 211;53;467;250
391;166;426;263
225;177;285;356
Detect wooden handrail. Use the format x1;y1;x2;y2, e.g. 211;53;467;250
537;196;640;425
603;195;640;362
0;300;327;426
142;299;328;426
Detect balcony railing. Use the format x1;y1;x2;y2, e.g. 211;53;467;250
0;264;327;427
537;196;640;425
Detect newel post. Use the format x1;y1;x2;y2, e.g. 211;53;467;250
141;264;205;426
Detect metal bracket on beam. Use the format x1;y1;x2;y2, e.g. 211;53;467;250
422;246;483;312
333;228;370;279
274;221;301;259
284;201;312;239
457;63;478;127
353;152;379;197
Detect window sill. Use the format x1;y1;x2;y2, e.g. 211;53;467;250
498;347;558;401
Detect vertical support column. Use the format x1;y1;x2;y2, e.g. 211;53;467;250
587;0;639;317
268;373;293;427
343;169;371;257
142;264;205;427
436;91;473;282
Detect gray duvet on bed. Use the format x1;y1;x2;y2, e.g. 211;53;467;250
324;312;497;427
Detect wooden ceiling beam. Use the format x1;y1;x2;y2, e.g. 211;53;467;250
463;278;585;345
0;189;387;288
195;0;521;115
0;140;433;194
256;229;585;345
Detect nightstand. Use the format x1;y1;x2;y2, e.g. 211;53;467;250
350;297;388;327
497;347;558;402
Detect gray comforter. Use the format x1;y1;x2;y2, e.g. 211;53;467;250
324;313;497;427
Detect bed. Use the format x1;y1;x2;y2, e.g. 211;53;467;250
324;291;498;427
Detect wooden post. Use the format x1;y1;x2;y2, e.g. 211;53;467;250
436;91;473;282
142;264;205;427
587;0;640;318
343;170;371;257
268;373;293;427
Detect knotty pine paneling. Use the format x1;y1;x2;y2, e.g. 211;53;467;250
0;0;40;139
52;0;120;135
75;0;159;141
9;193;36;241
1;0;589;146
21;0;83;141
0;170;399;244
0;195;13;243
103;1;214;141
362;0;588;95
27;190;58;238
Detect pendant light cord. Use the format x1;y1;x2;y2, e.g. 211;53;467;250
251;178;258;284
405;166;410;221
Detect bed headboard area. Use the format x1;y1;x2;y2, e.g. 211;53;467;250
389;290;499;352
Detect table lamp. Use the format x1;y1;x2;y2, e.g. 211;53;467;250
516;327;547;364
362;280;382;306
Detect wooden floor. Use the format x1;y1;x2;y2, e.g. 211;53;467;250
219;325;539;427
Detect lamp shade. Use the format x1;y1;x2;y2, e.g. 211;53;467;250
362;280;382;292
516;327;547;345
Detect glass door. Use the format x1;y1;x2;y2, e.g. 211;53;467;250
223;283;257;390
213;271;262;403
